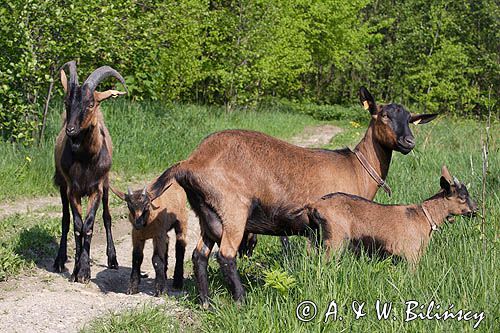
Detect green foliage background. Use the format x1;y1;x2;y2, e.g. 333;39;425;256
1;0;498;143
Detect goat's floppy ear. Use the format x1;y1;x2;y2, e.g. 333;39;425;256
94;90;127;102
359;86;377;116
60;69;68;94
410;113;438;125
109;186;127;201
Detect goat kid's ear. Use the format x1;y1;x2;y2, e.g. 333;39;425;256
440;176;452;194
359;86;377;116
60;69;68;94
109;186;127;201
410;113;438;125
94;90;127;102
441;165;453;183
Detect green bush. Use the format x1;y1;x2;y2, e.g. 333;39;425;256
0;0;498;144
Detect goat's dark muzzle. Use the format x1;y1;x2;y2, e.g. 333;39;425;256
396;136;415;154
66;125;81;137
133;216;147;230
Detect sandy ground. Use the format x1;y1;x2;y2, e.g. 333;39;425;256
0;124;341;333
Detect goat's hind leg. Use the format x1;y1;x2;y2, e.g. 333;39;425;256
102;185;118;269
54;185;70;272
217;205;248;304
193;236;215;308
172;220;187;289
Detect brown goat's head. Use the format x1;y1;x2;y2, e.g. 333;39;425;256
359;87;437;154
60;61;127;150
111;186;153;230
439;165;478;218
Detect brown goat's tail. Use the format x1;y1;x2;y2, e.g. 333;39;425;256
147;162;181;200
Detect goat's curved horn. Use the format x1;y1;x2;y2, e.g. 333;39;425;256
83;66;127;95
59;61;79;88
142;186;147;196
453;176;460;187
127;187;133;196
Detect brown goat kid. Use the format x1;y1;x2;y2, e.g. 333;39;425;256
111;182;188;296
307;166;477;265
148;87;437;306
53;61;127;282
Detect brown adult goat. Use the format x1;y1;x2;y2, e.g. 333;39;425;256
111;182;188;296
306;166;477;265
148;87;437;306
53;61;127;283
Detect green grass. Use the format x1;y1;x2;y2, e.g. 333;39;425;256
0;100;320;200
80;305;199;333
0;213;60;280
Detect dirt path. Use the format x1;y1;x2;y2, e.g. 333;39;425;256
0;123;341;333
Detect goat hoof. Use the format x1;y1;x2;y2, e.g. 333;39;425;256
172;279;183;290
53;261;67;273
107;257;119;270
154;288;166;297
69;274;77;282
53;256;68;273
76;267;91;284
201;301;213;311
127;285;139;295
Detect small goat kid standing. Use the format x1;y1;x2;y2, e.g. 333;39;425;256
111;182;188;296
53;61;127;282
307;166;477;265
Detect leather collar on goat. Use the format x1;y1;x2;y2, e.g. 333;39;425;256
353;148;392;196
421;203;439;234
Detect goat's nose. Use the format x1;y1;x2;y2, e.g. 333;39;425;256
66;126;76;135
404;136;415;148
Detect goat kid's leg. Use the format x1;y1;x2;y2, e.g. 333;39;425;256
173;221;187;289
238;232;257;258
54;185;70;272
192;236;214;309
77;190;102;283
152;236;168;296
102;185;118;269
69;193;83;282
127;236;145;295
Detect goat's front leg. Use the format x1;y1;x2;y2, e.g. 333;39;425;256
102;185;118;269
127;235;145;294
54;185;70;272
152;235;168;296
68;193;83;282
77;190;102;283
